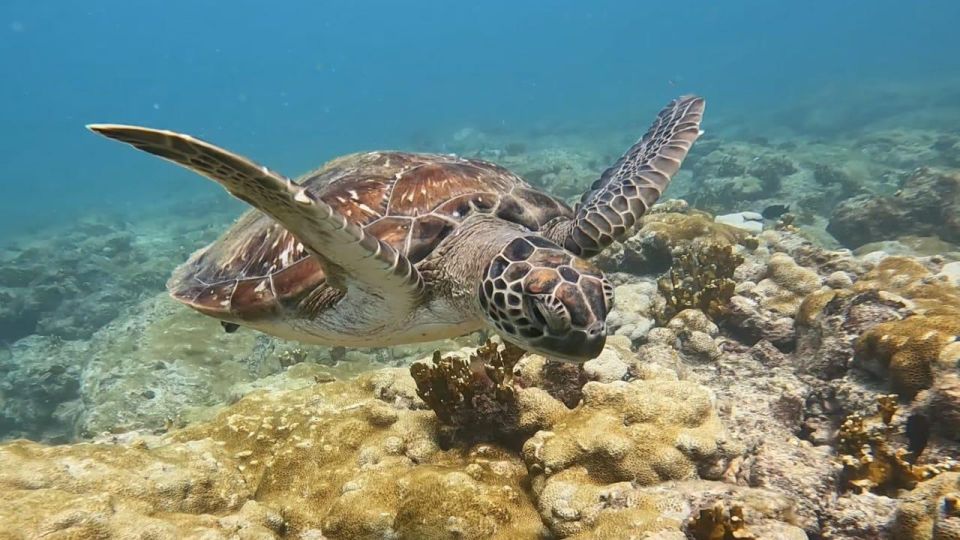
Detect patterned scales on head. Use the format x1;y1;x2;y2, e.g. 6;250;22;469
88;95;704;361
169;152;573;322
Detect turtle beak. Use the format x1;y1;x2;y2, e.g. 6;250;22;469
527;322;607;363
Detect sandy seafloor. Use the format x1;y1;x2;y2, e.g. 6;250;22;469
1;89;959;538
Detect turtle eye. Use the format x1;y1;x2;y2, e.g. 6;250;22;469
526;296;570;335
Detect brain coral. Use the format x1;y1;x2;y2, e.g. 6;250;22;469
522;377;734;537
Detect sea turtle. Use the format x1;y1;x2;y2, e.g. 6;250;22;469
88;96;704;361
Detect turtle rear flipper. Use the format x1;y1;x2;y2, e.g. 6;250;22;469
547;96;704;258
87;124;425;315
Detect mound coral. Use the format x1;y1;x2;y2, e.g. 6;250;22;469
855;315;960;398
752;252;823;317
893;472;960;540
522;377;735;537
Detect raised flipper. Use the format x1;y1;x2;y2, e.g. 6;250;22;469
545;96;705;258
87;124;425;314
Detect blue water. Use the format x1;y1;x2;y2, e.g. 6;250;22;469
1;0;959;239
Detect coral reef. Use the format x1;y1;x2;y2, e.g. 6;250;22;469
829;167;960;248
7;111;960;539
0;343;751;539
0;290;473;443
0;368;543;539
686;145;799;213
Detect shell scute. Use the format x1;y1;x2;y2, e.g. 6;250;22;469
407;215;458;263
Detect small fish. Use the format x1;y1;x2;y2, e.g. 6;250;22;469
905;413;931;463
761;204;791;220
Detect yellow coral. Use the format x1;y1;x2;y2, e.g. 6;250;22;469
758;253;824;316
688;501;757;540
640;211;749;247
837;397;959;496
856;315;960;397
658;243;744;321
0;368;541;539
893;473;960;540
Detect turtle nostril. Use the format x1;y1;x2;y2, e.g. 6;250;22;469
586;322;605;337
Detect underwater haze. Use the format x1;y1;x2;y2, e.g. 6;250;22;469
2;0;960;237
3;2;960;538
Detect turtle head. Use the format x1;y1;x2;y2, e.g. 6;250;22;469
478;235;613;362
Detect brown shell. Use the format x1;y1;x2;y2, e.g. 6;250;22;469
169;151;573;320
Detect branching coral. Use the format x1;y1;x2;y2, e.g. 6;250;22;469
658;242;744;322
410;340;527;447
837;395;959;496
687;501;757;540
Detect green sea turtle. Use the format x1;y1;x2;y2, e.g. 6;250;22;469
88;96;704;361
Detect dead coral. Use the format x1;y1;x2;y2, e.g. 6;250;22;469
829;167;960;248
658;242;744;323
410;340;527;447
747;154;797;192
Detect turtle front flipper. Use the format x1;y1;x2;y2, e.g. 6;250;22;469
87;124;425;316
546;96;705;258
